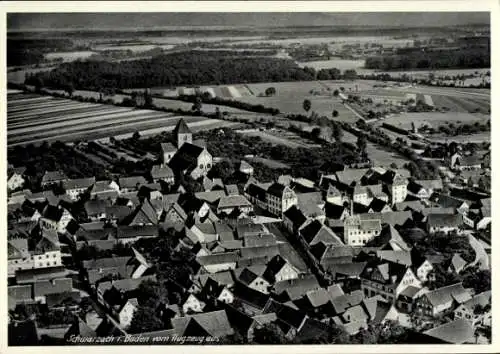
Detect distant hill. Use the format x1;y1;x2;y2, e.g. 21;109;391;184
8;12;490;31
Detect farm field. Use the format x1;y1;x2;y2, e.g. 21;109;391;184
382;112;489;131
236;128;321;149
45;51;96;62
7;93;236;147
366;143;409;169
297;58;369;72
93;44;175;52
247;157;291;170
425;132;491;144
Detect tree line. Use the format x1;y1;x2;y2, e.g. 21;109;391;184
24;51;360;90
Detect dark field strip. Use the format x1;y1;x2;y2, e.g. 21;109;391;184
8;116;206;146
8;107;132;129
8;105;120;125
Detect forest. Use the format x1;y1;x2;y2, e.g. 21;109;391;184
23;51;358;90
7;38;82;66
365;47;490;71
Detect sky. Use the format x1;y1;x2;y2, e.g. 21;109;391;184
7;12;490;31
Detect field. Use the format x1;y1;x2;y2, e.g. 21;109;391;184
297;58;369;72
45;51;96;62
382;112;489;131
366;143;409;168
425;132;490;144
7;93;235;146
247;157;291;170
93;44;175;52
236;128;321;149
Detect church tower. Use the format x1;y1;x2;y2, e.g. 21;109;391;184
173;118;192;149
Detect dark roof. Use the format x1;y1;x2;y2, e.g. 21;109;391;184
283;205;307;228
423;318;474;344
161;142;177;153
116;225;158;239
427;213;462;228
173;118;192;136
84;199;111;216
42;170;68;184
42;204;64;221
118;176;147;189
150;165;174;180
245;183;267;201
369;198;390;213
266;182;287;197
33;278;73;298
169;143;205;172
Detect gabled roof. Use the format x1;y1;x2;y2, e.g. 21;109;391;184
423;319;474;344
374;224;410;251
423;283;470;307
173;118;192;136
331;290;364;314
84;199;111;216
33;278;73;298
324;202;348;219
283;205;308;228
326;262;367;278
240;245;280;260
427;213;462;228
42;204;64;221
118;176;147;189
63;177;96;191
172;310;234;338
218;195;252;210
8;285;33;302
116;225;159;239
8;238;29;259
394;201;426;212
90;180;117;193
415;179;443;191
150;165;174;179
169;143;205;172
273;274;320;300
239;160;254;172
460;290;491;312
266;182;288;197
449;253;467;273
369;198;391;213
161;142;177;153
127;201;158;225
197;252;239;266
42;170;68;184
434;194;468;209
244;233;277;248
336;168;370;186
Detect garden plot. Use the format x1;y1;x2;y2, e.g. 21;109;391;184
366;143;409;168
382;112;489;131
237;128;319;148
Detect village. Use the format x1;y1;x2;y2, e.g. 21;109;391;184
7;115;491;345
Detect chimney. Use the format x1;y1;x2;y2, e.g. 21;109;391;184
350;200;354;216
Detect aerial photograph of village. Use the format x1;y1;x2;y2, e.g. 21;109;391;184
6;11;491;346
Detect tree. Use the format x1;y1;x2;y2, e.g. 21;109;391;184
462;267;491;294
132;131;141;140
332;110;339;118
136;280;169;308
303;99;312;115
33;76;44;93
333;89;340;97
330;122;343;143
344;69;358;81
64;82;75;97
192;96;202;113
311;127;321;140
252;323;290;344
356;135;367;157
128;306;164;334
265;87;276;96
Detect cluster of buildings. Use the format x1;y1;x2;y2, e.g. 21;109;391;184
7;119;491;345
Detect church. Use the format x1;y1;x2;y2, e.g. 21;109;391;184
164;119;213;180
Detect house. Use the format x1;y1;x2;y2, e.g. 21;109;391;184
415;283;471;317
265;183;298;216
150;165;175;184
397;285;428;313
283;205;308;234
63;177;96;201
407;179;443;199
296;192;325;221
171;310;234;338
324;202;350;221
217;195;253;215
126;201;158;226
225;184;239;196
41;170;68;187
8;167;26;191
84;199;111;221
449;153;482;171
272;274;321;302
196;252;239;273
89;180;120;201
343;215;382;246
169;130;213;180
427;213;463;233
448;253;468;274
8;238;32;276
423;318;475;344
360;260;422;303
244;233;277;248
325;184;343;205
239;160;254;175
105;205;132;224
163;202;188;227
368;198;392;213
369;224;410;251
334;168;370;189
376;248;434;283
118;176;147;193
118;298;138;329
33;278;73;304
263;255;300;283
185;223;218;244
244;183;269;210
39;204;74;234
161;142;177;164
433;194;469;215
454;291;491;327
116;225;158;244
299;220;344;247
388;175;408;205
353;184;387;206
234;266;271;294
182;293;206;314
